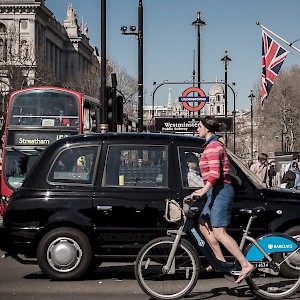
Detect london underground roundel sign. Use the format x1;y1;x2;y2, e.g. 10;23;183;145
179;87;208;112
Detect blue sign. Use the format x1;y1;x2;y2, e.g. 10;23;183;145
179;96;209;103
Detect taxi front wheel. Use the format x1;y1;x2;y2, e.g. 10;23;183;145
37;227;92;280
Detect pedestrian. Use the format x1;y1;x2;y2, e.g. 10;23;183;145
267;160;281;188
185;153;204;188
282;161;300;190
191;115;254;283
285;153;300;173
250;153;269;187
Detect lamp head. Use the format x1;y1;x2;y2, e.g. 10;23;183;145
120;26;127;33
192;11;206;28
221;50;232;64
130;25;136;32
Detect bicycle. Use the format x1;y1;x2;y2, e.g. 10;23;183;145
135;196;300;300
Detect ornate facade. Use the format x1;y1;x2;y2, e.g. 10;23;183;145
0;0;100;92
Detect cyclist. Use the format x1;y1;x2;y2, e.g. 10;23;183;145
191;115;254;283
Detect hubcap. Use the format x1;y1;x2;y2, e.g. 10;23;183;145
47;237;83;272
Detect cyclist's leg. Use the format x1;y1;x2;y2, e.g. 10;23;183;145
199;187;226;263
212;226;254;283
199;218;226;263
206;183;254;282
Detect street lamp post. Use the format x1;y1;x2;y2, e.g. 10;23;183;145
192;11;206;89
121;0;143;132
248;91;255;161
221;50;231;146
192;11;206;116
100;0;108;133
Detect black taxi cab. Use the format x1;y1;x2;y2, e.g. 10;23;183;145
0;133;299;280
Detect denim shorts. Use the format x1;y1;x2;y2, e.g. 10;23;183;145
200;183;234;227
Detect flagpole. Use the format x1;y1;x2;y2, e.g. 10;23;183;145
256;22;300;53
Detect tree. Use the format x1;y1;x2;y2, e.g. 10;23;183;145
250;65;300;155
108;61;138;115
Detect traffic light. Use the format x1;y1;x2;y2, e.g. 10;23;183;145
107;86;117;132
90;109;97;131
116;95;123;125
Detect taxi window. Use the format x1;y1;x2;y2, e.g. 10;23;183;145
178;147;204;188
48;146;98;184
103;145;168;188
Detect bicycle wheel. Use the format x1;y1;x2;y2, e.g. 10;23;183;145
135;236;200;300
245;249;300;299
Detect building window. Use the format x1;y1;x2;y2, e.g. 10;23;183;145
0;38;7;61
0;23;7;61
217;106;220;114
20;40;29;59
0;23;6;33
20;20;28;31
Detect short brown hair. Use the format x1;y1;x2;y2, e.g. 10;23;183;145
258;153;268;161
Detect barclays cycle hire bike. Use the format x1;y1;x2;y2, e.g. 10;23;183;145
134;196;300;300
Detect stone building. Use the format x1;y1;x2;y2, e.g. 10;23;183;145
0;0;100;93
206;82;225;116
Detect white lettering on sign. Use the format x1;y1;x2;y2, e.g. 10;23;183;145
19;138;50;145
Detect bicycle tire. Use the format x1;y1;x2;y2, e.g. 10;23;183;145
244;240;300;299
135;236;200;300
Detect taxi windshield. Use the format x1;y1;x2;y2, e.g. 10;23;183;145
4;149;41;190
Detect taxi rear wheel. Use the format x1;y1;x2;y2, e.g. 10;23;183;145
278;226;300;278
37;227;92;280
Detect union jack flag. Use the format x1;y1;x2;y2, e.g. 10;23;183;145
261;30;288;106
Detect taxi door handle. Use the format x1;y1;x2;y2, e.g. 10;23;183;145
97;205;112;211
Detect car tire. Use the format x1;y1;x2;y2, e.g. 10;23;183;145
278;226;300;278
37;227;92;280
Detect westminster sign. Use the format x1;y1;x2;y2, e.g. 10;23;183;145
155;117;233;133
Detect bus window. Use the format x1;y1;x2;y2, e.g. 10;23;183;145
9;90;79;127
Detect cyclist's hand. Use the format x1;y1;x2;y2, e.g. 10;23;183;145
191;189;203;201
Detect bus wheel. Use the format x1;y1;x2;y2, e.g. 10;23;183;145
37;227;92;280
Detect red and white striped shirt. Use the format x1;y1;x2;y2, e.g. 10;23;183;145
199;140;231;186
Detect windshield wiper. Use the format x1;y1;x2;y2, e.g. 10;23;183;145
34;147;44;152
11;147;43;156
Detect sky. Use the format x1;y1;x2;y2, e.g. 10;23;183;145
46;0;300;111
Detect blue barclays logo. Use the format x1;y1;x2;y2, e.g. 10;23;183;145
191;228;205;247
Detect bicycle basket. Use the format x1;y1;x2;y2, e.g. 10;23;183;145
165;199;183;223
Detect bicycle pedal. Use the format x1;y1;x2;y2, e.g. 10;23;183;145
224;274;236;282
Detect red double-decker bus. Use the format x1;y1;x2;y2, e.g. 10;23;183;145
1;86;100;214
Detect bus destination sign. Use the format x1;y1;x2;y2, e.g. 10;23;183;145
6;131;78;146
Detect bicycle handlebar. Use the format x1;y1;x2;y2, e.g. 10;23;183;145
182;195;194;216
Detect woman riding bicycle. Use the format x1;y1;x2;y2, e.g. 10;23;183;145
191;116;254;283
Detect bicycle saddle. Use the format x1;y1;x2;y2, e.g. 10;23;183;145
239;206;265;216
